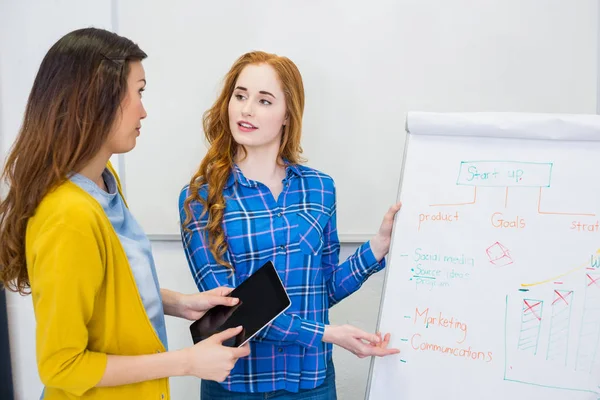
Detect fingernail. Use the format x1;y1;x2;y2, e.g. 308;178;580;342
232;298;239;304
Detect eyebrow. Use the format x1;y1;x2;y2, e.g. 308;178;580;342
235;86;276;99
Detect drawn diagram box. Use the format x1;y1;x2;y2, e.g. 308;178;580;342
457;161;552;187
487;242;513;267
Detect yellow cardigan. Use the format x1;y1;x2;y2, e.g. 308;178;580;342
26;164;170;399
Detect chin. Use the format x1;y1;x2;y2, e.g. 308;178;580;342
232;132;280;150
231;133;255;147
108;134;138;154
115;140;137;154
126;140;138;153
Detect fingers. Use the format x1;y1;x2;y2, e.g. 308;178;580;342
357;338;400;357
365;346;401;357
211;326;243;343
233;343;251;358
369;332;383;348
371;332;393;349
211;286;235;296
360;333;381;345
385;202;402;219
353;342;395;358
369;332;399;356
379;333;390;348
204;286;237;304
353;328;381;345
206;294;239;307
356;332;400;358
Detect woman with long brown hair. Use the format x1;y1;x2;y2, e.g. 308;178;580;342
0;27;249;399
180;51;402;399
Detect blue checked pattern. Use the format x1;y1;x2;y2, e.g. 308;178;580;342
179;163;385;393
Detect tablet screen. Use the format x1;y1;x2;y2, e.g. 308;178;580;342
189;261;291;347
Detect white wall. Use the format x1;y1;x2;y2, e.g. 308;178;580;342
118;1;599;242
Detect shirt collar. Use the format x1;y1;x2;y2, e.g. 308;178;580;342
224;160;303;189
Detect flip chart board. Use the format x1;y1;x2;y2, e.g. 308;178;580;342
367;112;600;400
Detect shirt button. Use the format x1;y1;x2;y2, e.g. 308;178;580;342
278;347;283;353
277;212;282;217
161;394;165;399
279;245;285;250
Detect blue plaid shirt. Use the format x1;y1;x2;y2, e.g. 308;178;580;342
179;163;385;393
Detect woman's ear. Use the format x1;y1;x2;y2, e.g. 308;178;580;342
283;114;289;127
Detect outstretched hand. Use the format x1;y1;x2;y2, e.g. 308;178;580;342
323;324;400;359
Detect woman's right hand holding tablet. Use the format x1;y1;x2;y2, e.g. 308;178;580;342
184;326;251;382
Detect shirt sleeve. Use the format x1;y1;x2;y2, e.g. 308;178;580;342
30;223;108;396
321;186;386;307
179;187;324;348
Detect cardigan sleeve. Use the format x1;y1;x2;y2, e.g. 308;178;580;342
30;222;108;396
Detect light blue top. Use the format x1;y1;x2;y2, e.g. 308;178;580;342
70;168;169;348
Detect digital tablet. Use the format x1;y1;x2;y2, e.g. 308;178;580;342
189;261;291;347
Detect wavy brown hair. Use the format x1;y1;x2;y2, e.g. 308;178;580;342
0;28;147;294
182;51;306;270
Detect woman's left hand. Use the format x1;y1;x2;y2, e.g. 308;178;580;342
369;202;402;262
170;287;239;321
